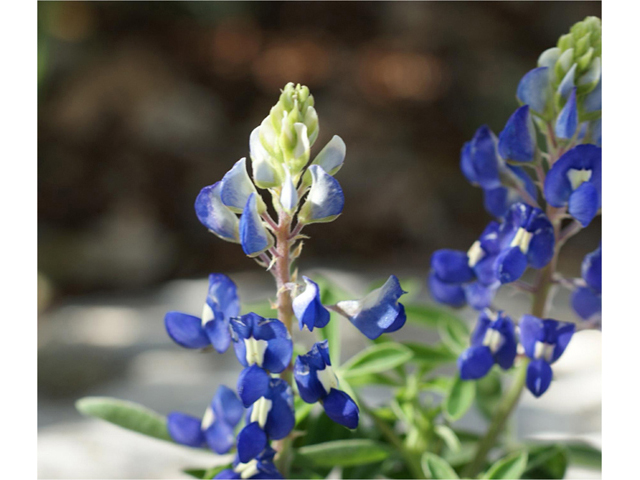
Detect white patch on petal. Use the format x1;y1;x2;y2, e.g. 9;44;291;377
220;158;258;213
235;459;259;479
533;341;555;362
317;365;339;394
482;328;504;354
538;47;561;69
244;337;269;367
201;406;215;429
293;123;310;162
250;127;278;188
567;168;592;190
250;397;272;428
201;302;214;328
467;241;485;268
510;227;533;254
313;136;346;176
280;168;298;212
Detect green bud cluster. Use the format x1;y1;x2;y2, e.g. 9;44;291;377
554;16;601;94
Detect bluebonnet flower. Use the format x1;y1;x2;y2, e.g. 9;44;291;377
516;66;551;116
167;385;244;454
239;193;274;257
544;144;602;227
292;276;330;332
294;340;359;429
460;126;503;190
214;446;283;479
335;275;407;339
236;378;295;462
572;245;601;322
498;105;537;163
195;182;240;243
165;274;240;353
555;88;578;139
298;165;345;225
429;222;501;310
494;203;554;284
483;165;538;219
458;310;517;380
519;315;575;397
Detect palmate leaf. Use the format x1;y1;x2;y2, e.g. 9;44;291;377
295;439;390;467
76;396;173;443
340;342;413;379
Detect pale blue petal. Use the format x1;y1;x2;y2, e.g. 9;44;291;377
517;67;550;114
298;165;345;224
195;182;240;243
313;135;346;176
239;193;273;257
557;63;577;99
220;158;259;213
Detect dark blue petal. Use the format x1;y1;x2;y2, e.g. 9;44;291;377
519;315;544;359
469;312;492;347
491;316;517;370
527;228;555;270
516;67;551;114
204;316;231;353
568;182;600;227
194;182;239;243
239;193;273;257
544;145;602;208
479;221;502;255
164;311;210;349
237;365;271;407
483;187;510;219
207;274;240;320
473;254;499;285
495;247;528;284
264;379;295;440
428;272;466;308
470;126;502;189
526;359;553;397
294;355;326;404
254;319;293;373
204;420;235;454
498;105;536;162
236;422;268;463
463;282;498;310
460;141;477;184
548;321;575;363
431;250;474;283
572;287;602;321
582;246;602;293
383;303;407;333
293;276;330;332
167;412;205;448
322;388;359;429
555;88;578;139
458;345;494;380
212;385;244;427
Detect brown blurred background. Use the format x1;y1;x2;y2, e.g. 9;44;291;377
38;3;602;478
38;1;601;301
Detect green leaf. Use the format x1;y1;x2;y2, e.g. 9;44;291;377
444;375;476;421
420;376;454;394
76;396;173;443
475;370;503;420
295;439;390;467
434;424;461;453
183;465;232;479
183;469;207;479
294;396;315;426
404;303;466;331
241;300;275;318
344;371;403;387
341;343;413;379
314;275;349;366
566;443;601;469
437;314;469;355
336;374;359;408
421;452;460;479
403;342;457;367
522;445;568;479
483;451;529;479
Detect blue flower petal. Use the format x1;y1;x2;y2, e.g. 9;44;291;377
322;388;359;429
555;88;578;139
383;303;407;333
212;385;244;427
239;193;274;257
463;282;498;310
483;187;510;219
237;365;271;407
582;246;602;293
544;145;602;208
517;67;550;114
294;355;327;404
313;135;346;176
164;311;210;349
293;276;330;332
336;275;407;339
430;250;474;283
428;272;466;308
458;345;494;380
167;412;206;448
460;141;477;184
548;322;575;363
220;158;259;213
236;421;268;463
298;165;345;224
590;119;601;146
519;314;544;358
204;419;236;454
557;63;577;99
264;379;295;440
495;247;528;284
203;316;231;353
253;318;293;374
526;359;553;397
195;182;240;243
572;286;601;321
207;274;240;320
469;126;502;190
568;182;600;227
498;105;536;162
583;78;601;113
491;315;517;370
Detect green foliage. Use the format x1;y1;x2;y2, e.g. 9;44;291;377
341;343;413;379
403;342;457;368
444;375;476;421
183;465;232;479
566;443;602;469
294;439;390;467
475;370;503;420
421;452;460;479
482;451;529;479
522;445;568;479
76;396;173;443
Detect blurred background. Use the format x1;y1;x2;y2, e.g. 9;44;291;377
38;2;601;479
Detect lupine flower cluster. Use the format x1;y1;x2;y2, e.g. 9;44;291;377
162;83;409;478
429;17;602;398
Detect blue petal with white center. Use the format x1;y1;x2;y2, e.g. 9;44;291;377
294;341;360;429
239;193;274;257
516;67;551;114
519;315;575;364
214;446;283;480
195;182;240;243
220;158;260;213
544;145;601;226
292;276;330;332
335;275;407;339
498;105;536;162
237;364;271;407
555;88;578;139
230;313;293;373
298;165;345;224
